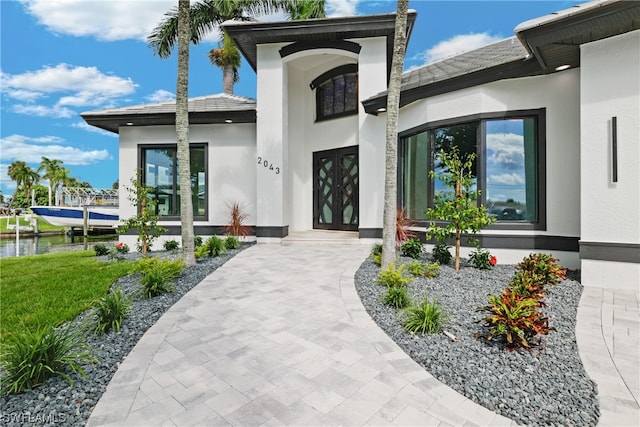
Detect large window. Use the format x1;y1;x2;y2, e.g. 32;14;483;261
140;144;207;219
400;110;545;228
311;64;358;122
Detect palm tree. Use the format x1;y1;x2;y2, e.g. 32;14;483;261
148;0;326;94
382;0;409;268
7;161;39;208
176;0;196;266
38;157;64;205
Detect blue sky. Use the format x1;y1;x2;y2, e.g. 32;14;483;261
0;0;582;200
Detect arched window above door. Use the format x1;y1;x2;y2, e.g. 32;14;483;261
310;64;358;122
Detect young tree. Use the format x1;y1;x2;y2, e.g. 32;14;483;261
426;147;495;271
382;0;409;269
176;0;196;266
120;173;167;256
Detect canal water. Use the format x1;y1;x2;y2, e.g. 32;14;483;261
0;234;118;258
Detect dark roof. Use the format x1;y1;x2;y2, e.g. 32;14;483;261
222;11;417;72
364;0;640;115
362;37;540;114
81;94;256;133
515;0;640;72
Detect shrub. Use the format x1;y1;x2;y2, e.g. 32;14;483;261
93;288;131;335
108;242;130;260
382;286;411;309
432;243;452;265
376;263;412;287
0;325;96;395
475;288;552;350
225;235;240;250
475;253;566;351
136;257;184;298
163;240;180;252
204;236;225;257
404;296;446;335
93;243;109;256
407;261;440;278
371;243;383;257
371;253;382;266
518;253;567;286
401;238;423;259
194;236;203;247
469;248;495;270
195;244;210;259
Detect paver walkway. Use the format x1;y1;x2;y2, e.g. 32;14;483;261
87;243;514;426
87;242;640;426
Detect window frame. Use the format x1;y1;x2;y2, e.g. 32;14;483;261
398;109;546;231
311;64;359;122
138;143;208;221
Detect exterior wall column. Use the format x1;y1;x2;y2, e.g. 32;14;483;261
357;37;389;239
579;30;640;289
255;44;289;240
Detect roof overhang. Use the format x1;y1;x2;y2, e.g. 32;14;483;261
222;11;417;74
362;56;541;115
515;0;640;72
81;110;256;134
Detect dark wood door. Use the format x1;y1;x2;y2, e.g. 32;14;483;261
313;146;359;231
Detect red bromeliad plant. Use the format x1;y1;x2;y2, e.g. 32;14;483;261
396;207;417;247
224;202;250;239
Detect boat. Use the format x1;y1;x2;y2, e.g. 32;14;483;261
30;187;119;229
30;206;119;228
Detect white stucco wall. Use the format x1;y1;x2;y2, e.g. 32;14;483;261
256;43;288;233
117;123;256;249
580;30;640;289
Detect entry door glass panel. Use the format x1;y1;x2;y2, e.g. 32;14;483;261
313;146;358;231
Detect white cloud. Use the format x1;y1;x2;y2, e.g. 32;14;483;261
146;90;175;103
422;33;503;64
0;164;16;193
489;173;525;186
0;134;111;165
12;104;75;118
2;64;138;118
326;0;360;17
19;0;177;42
487;132;525;170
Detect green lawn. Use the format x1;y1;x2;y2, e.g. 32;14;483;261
0;216;65;233
0;251;135;343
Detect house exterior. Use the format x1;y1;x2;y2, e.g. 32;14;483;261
82;0;640;290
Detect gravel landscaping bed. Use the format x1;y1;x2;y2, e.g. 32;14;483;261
0;245;249;427
355;253;599;426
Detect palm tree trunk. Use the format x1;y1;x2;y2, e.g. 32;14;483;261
177;0;195;266
222;64;234;95
382;0;409;269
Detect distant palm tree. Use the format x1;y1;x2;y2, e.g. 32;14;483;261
38;157;64;205
148;0;326;94
7;160;39;208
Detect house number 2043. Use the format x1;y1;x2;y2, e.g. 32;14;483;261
257;157;280;174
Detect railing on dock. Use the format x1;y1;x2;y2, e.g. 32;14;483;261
61;187;118;207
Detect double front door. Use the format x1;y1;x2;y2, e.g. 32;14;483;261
313;146;359;231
